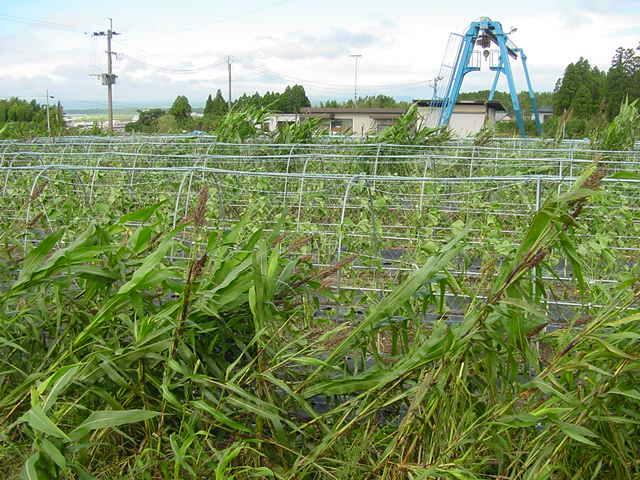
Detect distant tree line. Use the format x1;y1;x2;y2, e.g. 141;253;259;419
318;95;411;109
232;85;310;113
0;97;64;138
126;85;311;134
551;43;640;137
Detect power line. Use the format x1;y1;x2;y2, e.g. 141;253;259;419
119;53;227;74
240;62;429;90
0;14;84;33
177;0;295;30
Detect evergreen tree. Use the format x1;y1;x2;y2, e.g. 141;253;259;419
203;94;214;116
169;95;192;120
210;90;228;116
553;58;605;117
572;84;593;118
287;85;311;112
203;90;228;117
606;62;629;119
0;97;65;138
605;46;640;118
275;85;311;113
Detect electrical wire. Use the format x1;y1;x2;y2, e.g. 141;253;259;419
0;14;85;33
178;0;295;30
238;62;428;90
0;11;430;98
118;53;228;74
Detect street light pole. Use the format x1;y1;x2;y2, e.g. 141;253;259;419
45;89;51;137
349;54;362;107
45;91;55;137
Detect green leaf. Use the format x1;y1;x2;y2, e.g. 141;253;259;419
497;413;539;427
320;232;465;369
70;409;159;440
20;405;70;441
40;438;66;469
17;231;63;283
73;295;131;347
117;239;173;294
22;453;41;480
191;400;251;434
558;422;598;447
119;201;166;224
215;443;245;480
592;337;636;360
610;171;640;180
71;463;96;480
525;377;571;404
609;388;640;401
40;365;81;412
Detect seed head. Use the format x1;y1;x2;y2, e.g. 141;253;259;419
192;187;209;227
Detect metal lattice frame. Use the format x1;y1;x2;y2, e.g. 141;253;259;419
2;137;640;324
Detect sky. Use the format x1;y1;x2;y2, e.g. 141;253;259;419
1;0;639;109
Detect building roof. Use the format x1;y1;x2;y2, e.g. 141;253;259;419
413;99;507;112
301;107;406;115
268;113;299;119
537;106;554;113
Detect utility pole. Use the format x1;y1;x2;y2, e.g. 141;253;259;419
92;19;119;133
227;56;232;109
349;54;362;107
45;90;52;137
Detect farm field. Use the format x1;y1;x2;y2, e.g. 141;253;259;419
1;135;640;478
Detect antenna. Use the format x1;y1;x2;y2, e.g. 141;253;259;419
349;54;363;106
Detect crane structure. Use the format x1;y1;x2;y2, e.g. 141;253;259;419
434;17;541;137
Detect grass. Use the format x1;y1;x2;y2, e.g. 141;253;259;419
0;162;639;479
0;103;639;478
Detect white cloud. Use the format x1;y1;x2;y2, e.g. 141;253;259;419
1;2;639;107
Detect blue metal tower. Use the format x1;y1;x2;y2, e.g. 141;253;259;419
435;17;541;137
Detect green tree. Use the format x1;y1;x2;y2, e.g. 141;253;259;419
157;113;179;133
553;58;605;117
605;47;640;119
572;84;593;118
125;108;165;133
169;95;192;121
204;89;228;117
318;95;410;109
606;62;629;119
284;85;311;112
203;94;214;116
224;85;310;113
0;96;66;138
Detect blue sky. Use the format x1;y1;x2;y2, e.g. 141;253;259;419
1;0;639;108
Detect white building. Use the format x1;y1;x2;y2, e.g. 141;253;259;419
265;101;506;138
299;107;405;136
265;109;405;136
265;113;300;132
414;100;506;137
